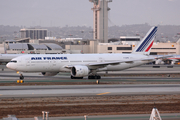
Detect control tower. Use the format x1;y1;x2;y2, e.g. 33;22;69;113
89;0;112;43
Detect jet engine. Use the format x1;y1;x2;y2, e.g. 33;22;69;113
155;59;164;65
71;65;89;77
41;72;58;76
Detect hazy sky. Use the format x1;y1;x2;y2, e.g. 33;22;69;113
0;0;180;27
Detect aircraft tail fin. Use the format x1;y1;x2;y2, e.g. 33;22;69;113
132;26;158;55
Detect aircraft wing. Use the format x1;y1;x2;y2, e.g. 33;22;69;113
153;55;174;60
89;58;155;66
65;58;155;69
88;60;133;66
87;55;173;67
87;55;175;67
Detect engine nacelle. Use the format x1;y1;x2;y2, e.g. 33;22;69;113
71;65;89;77
41;72;58;76
155;59;164;65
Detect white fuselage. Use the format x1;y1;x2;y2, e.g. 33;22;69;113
7;53;151;73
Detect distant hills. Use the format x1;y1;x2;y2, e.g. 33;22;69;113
0;24;180;42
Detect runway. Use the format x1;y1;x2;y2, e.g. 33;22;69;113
0;84;180;98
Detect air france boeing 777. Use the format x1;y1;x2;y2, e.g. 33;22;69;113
7;26;158;81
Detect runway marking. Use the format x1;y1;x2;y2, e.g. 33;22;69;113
97;92;110;95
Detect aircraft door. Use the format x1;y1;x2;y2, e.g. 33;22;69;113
50;60;57;71
26;58;30;66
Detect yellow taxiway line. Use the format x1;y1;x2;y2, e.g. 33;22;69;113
96;92;110;95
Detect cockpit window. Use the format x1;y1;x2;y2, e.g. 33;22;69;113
10;60;17;63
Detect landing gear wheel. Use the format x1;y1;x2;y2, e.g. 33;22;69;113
20;80;24;83
97;75;101;79
71;75;83;79
17;80;20;83
88;76;92;79
17;80;24;83
88;75;101;79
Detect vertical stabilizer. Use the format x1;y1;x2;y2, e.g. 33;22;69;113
132;26;158;55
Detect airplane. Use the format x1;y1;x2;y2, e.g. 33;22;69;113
167;55;180;65
155;55;180;65
6;26;159;83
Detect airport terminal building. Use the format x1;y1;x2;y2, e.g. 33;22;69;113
65;37;180;55
0;38;81;54
0;37;180;55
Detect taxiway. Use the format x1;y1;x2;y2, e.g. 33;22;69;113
0;84;180;98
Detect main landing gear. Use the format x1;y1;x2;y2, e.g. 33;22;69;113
71;75;83;79
88;75;101;84
70;75;101;84
88;75;101;79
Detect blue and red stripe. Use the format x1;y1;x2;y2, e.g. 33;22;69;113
136;26;157;52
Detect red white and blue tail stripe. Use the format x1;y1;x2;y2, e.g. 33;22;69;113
132;26;157;55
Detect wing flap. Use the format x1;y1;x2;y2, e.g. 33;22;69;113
88;61;121;66
88;59;142;66
155;55;173;59
141;58;155;61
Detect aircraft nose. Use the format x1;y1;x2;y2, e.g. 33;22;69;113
6;63;11;69
6;62;15;70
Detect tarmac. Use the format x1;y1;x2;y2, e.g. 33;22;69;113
0;65;180;120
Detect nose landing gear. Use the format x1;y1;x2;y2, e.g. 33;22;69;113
20;74;24;80
16;72;24;83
